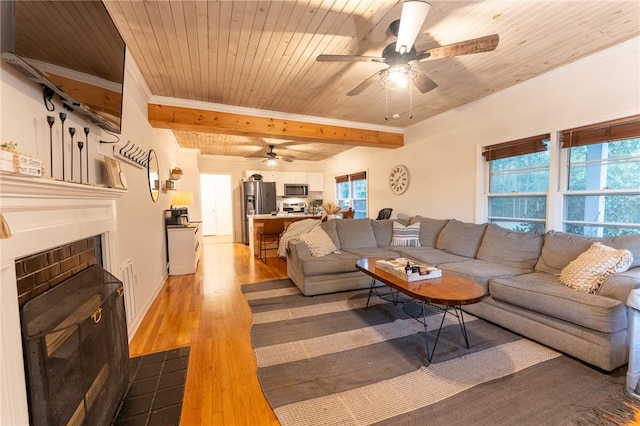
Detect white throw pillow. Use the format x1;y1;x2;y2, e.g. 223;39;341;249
559;242;634;293
390;221;421;247
298;226;337;257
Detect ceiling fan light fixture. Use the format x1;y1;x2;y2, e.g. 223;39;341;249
389;64;411;89
380;64;416;90
265;158;278;167
396;1;431;54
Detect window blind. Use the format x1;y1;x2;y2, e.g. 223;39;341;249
349;171;366;180
335;172;366;182
560;114;640;148
482;134;550;161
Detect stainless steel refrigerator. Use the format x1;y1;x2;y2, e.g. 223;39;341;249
242;181;277;244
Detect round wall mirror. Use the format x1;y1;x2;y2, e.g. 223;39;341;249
147;149;160;202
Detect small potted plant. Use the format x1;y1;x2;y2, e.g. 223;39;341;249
322;202;342;220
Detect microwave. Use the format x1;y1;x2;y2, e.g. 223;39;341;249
284;183;309;197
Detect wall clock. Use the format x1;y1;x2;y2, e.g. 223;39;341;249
389;164;409;194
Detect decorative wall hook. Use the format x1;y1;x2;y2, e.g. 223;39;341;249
113;140;148;169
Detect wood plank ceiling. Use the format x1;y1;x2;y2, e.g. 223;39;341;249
103;0;640;161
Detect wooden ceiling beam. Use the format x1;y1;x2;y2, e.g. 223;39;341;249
147;104;404;148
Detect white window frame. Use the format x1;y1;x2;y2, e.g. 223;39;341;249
480;138;551;232
335;173;368;218
559;138;640;236
478;124;640;234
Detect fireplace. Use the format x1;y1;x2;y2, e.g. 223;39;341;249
21;264;129;425
0;175;126;425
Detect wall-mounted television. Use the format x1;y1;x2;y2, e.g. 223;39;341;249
1;0;126;134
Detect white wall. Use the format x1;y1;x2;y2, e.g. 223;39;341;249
113;54;180;334
175;148;203;221
0;51;181;337
324;37;640;223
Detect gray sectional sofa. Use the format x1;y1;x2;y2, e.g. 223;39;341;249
285;217;640;371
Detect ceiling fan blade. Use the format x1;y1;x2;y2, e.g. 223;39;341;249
395;0;431;54
412;69;438;93
416;34;500;61
316;54;385;63
346;70;385;96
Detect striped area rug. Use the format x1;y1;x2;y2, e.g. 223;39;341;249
242;279;635;426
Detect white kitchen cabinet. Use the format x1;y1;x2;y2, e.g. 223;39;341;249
167;223;201;275
283;171;307;184
273;172;285;196
307;172;324;191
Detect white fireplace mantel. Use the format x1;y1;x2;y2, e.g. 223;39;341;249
0;175;125;425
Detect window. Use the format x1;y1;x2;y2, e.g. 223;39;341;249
484;134;550;232
561;116;640;237
335;172;367;218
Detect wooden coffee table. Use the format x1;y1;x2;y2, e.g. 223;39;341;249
356;258;485;361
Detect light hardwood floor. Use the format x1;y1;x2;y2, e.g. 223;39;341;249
128;242;286;425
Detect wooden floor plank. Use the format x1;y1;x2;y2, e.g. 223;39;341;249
128;242;284;425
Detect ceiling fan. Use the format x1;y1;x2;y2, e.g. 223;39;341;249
316;0;499;96
261;144;293;165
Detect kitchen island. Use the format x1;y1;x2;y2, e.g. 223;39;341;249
248;213;321;259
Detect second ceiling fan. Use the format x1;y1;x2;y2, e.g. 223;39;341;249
316;0;499;96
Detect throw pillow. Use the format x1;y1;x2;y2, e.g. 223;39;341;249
298;226;337;257
390;221;421;247
559;242;634;293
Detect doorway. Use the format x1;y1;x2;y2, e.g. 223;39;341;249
200;174;233;241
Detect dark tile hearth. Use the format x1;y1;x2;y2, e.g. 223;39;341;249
113;347;190;426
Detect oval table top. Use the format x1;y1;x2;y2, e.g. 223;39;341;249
356;257;485;306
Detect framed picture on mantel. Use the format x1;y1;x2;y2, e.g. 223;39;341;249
104;156;127;189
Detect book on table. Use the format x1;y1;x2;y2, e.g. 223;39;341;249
375;258;442;282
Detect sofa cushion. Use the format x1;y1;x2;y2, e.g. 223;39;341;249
439;259;532;291
559;242;633;293
436;219;487;258
489;272;627;333
390;221;421;247
476;224;544;270
370;218;409;246
299;251;362;276
534;231;595;274
534;231;640;273
320;220;340;249
599;268;640;302
409;216;449;247
298;226;337;257
344;247;402;258
335;219;377;249
609;234;640;269
371;219;394;246
399;247;472;266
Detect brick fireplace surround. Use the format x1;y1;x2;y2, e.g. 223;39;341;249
0;175;125;425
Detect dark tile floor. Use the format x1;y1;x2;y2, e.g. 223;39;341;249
113;347;190;426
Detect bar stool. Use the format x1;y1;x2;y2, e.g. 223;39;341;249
342;208;355;219
376;208;393;220
258;220;284;262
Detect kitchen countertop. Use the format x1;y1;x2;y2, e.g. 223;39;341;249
166;223;201;229
248;213;321;220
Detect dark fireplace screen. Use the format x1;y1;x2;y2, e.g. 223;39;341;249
21;265;129;426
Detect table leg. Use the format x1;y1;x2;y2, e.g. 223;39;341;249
365;279;399;310
455;306;470;348
365;277;376;310
425;304;448;362
424;305;470;362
